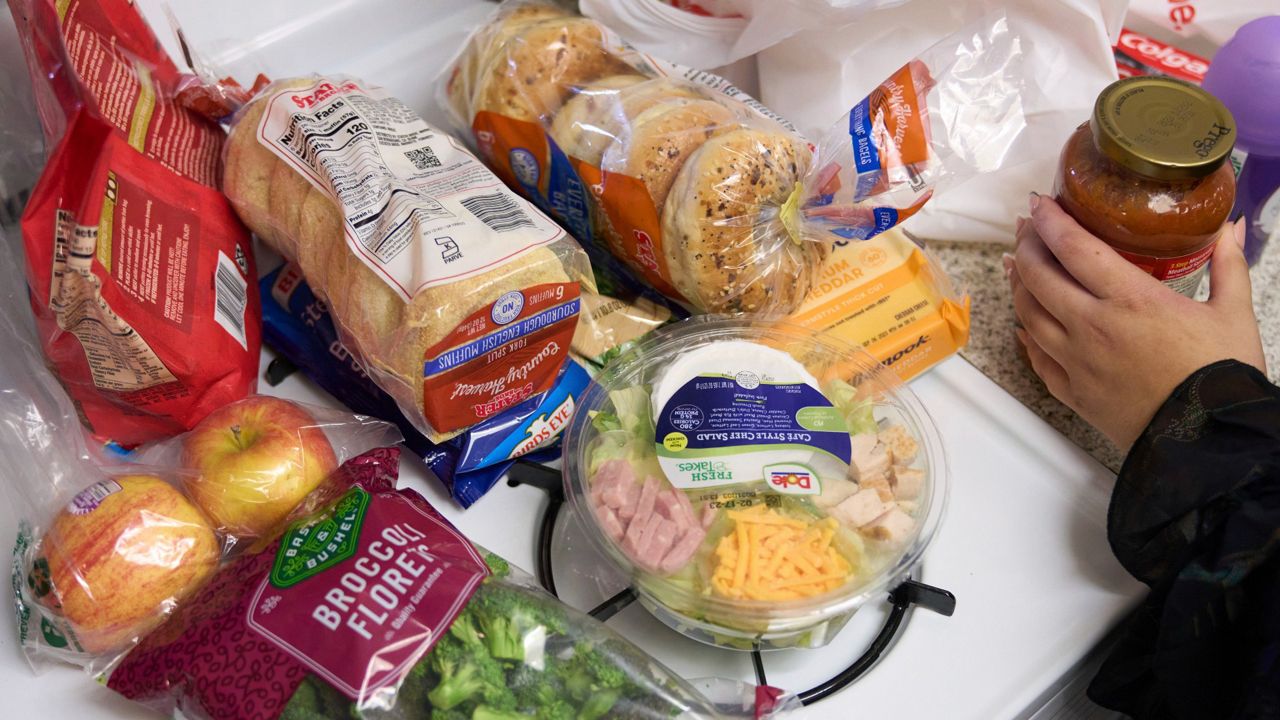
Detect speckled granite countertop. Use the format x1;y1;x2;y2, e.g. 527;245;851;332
928;238;1280;473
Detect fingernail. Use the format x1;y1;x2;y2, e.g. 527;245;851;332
1028;191;1042;213
1015;216;1028;235
1002;252;1015;278
1233;218;1247;251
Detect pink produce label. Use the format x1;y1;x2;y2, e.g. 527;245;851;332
247;485;488;701
108;448;490;720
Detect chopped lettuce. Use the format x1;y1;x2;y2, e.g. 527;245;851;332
824;378;880;436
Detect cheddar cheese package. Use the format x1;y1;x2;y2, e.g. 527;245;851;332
788;229;969;382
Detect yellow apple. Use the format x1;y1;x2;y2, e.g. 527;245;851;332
181;396;337;540
37;474;219;654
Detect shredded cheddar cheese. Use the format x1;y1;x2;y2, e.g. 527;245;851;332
710;505;853;601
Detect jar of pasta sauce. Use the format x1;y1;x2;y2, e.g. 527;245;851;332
1055;77;1236;297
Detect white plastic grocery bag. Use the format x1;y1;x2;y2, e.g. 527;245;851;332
761;0;1128;244
1125;0;1280;54
580;0;911;70
586;0;1127;245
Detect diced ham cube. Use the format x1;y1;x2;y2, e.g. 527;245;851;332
592;458;634;492
831;488;894;528
634;476;660;522
700;503;717;528
892;466;925;501
600;475;631;510
861;507;915;543
814;478;861;509
622;508;648;555
616;479;641;521
594;505;625;542
639;518;678;570
879;425;919;466
660;527;706;574
673;490;699;524
848;434;890;482
625;513;664;561
655;490;693;533
860;473;894;502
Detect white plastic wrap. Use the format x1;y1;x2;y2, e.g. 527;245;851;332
444;1;1026;315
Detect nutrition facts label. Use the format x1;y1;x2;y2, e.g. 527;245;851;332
257;78;564;300
49;209;176;392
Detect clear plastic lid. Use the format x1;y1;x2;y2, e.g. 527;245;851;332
561;316;948;646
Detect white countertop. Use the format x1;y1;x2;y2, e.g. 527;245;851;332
0;353;1144;719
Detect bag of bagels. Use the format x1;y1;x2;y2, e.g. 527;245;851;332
222;76;590;443
444;1;1027;316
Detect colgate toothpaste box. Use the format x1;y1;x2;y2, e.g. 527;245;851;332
1114;27;1210;84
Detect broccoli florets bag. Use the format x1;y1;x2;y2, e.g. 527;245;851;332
106;448;736;720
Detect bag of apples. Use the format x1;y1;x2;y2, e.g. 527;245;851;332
9;394;399;671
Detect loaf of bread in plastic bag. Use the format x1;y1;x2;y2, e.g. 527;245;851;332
225;76;588;442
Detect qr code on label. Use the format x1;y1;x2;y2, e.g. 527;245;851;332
404;146;441;170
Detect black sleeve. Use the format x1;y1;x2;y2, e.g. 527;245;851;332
1088;360;1280;720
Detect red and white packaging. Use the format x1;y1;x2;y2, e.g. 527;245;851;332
1113;27;1210;84
10;0;261;445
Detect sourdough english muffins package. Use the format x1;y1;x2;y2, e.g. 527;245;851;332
222;76;590;443
443;1;1028;316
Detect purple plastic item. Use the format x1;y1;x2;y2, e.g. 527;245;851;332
1203;16;1280;266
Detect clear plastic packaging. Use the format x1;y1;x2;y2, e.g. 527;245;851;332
0;262;401;675
221;74;591;443
443;1;1026;315
106;447;789;719
561;316;948;650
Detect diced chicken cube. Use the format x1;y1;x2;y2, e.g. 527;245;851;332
892;466;925;501
848;434;891;482
814;478;861;509
861;507;915;543
860;473;894;502
660;526;706;574
879;425;919;466
831;488;894;528
897;500;918;514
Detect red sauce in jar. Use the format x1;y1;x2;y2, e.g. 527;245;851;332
1053;77;1236;296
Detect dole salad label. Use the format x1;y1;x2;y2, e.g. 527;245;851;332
653;342;851;494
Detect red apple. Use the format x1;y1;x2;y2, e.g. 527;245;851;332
181;397;337;540
37;474;219;654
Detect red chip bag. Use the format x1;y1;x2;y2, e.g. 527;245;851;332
10;0;261;444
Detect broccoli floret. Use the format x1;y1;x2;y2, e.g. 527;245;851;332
477;613;524;662
426;637;508;711
481;552;511;579
533;699;575;720
430;709;469;720
471;707;532;720
446;611;486;651
281;676;353;720
575;690;620;720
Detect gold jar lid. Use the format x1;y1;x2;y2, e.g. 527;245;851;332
1090;76;1236;181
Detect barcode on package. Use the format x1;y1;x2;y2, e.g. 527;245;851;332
460;192;534;233
214;251;248;350
405;146;441;170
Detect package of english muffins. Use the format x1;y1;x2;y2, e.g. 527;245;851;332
221;75;591;443
444;0;1027;316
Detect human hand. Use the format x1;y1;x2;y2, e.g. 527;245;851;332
1007;193;1266;451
